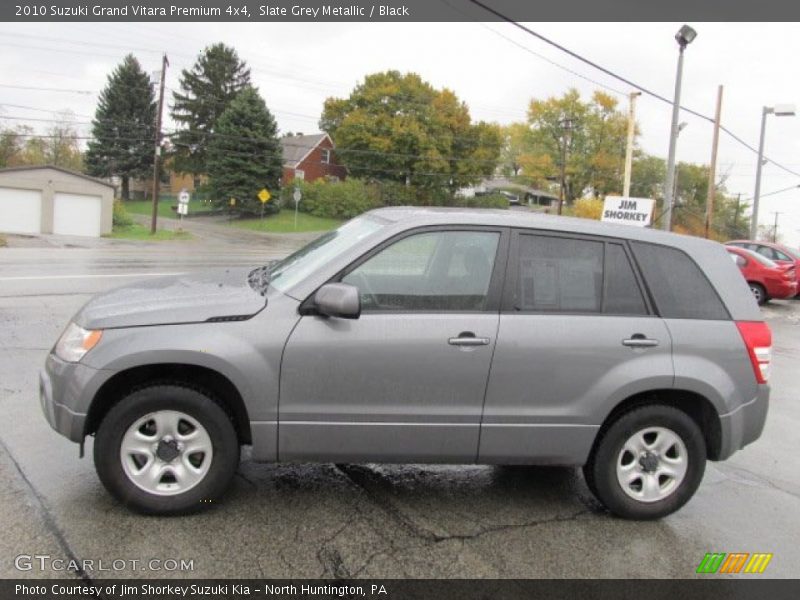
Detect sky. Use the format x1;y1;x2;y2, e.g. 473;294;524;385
1;21;799;246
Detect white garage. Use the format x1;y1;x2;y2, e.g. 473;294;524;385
0;187;42;234
0;166;114;238
53;192;103;237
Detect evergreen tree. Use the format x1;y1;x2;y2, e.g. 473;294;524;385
85;55;156;200
206;87;282;213
171;43;251;178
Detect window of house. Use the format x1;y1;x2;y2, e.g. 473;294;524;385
320;148;331;164
341;230;500;312
294;169;305;181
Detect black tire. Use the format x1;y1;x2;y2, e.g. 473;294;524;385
583;405;706;520
749;282;768;305
94;384;240;515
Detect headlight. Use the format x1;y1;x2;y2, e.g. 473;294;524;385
54;322;103;363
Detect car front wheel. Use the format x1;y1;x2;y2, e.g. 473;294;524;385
94;384;240;514
583;405;706;520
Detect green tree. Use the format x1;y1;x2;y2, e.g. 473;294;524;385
206;87;282;213
171;43;251;178
514;89;629;203
84;55;156;200
0;126;26;168
320;71;502;195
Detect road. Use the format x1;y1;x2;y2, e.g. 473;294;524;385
1;234;799;579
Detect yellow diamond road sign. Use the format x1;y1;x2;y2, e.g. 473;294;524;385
258;188;271;203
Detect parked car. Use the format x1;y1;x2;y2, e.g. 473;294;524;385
726;240;800;295
41;208;770;520
726;245;797;305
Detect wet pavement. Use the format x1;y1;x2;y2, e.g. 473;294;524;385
0;239;799;579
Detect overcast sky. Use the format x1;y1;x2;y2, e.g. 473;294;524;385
2;21;799;245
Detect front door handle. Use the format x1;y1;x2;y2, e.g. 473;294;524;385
622;334;659;348
448;332;491;347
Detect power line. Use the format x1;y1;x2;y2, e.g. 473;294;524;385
467;0;800;180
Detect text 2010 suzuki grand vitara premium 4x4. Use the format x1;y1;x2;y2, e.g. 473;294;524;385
41;208;770;519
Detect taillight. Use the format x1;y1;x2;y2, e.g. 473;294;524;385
736;321;772;384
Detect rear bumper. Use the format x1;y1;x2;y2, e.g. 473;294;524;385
39;354;113;443
716;384;769;460
767;280;797;299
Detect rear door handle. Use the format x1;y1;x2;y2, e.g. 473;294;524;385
622;334;659;348
448;332;491;347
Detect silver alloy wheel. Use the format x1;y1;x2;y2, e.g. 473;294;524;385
120;410;213;496
616;426;688;503
750;284;764;303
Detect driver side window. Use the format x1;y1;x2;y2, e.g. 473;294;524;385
341;230;500;312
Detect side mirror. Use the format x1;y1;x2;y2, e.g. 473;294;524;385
314;283;361;319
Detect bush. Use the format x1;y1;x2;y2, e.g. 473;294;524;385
282;178;381;219
572;197;604;220
113;201;133;228
459;193;509;209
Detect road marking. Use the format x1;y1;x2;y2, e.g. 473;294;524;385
0;272;184;281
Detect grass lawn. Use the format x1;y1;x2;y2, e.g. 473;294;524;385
123;198;214;219
107;223;193;241
231;211;343;233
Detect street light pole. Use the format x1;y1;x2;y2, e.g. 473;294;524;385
662;25;696;231
751;107;769;240
750;104;795;239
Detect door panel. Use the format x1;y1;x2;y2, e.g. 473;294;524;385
53;193;102;237
278;227;507;463
280;313;499;462
0;187;41;234
479;314;673;464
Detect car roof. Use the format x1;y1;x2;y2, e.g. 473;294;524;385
368;206;721;251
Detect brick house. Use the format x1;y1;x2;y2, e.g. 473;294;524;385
280;133;347;186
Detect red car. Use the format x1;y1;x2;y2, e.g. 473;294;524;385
726;246;797;305
726;240;800;296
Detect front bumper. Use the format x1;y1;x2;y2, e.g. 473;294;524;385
716;383;769;460
39;353;113;443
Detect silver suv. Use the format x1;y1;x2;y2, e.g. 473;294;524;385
40;208;771;519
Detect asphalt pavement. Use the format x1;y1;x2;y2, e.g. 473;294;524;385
1;231;799;579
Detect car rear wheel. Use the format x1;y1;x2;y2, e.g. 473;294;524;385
583;405;706;520
749;282;768;305
94;384;239;514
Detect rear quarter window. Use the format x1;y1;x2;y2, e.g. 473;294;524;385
631;242;729;320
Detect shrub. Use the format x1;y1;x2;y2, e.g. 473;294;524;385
459;193;509;209
572;197;604;220
113;201;133;228
282;178;381;219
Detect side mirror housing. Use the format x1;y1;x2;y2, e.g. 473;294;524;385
314;283;361;319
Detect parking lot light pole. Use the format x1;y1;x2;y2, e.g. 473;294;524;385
750;104;796;239
662;25;697;232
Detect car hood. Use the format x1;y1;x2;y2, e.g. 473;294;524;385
73;267;267;329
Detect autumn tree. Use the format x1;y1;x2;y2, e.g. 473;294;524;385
511;89;629;202
84;54;156;200
320;71;502;197
171;43;251;178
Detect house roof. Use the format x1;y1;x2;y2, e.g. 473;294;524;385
280;133;330;168
0;165;115;189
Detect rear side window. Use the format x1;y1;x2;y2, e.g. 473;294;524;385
604;244;648;315
631;242;728;320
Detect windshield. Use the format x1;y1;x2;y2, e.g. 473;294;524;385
265;215;388;293
783;246;800;260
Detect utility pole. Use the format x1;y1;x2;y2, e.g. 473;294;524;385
771;211;782;243
150;53;168;235
623;91;641;197
704;85;723;239
557;116;574;215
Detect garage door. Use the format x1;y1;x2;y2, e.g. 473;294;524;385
0;187;42;234
53;192;102;237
